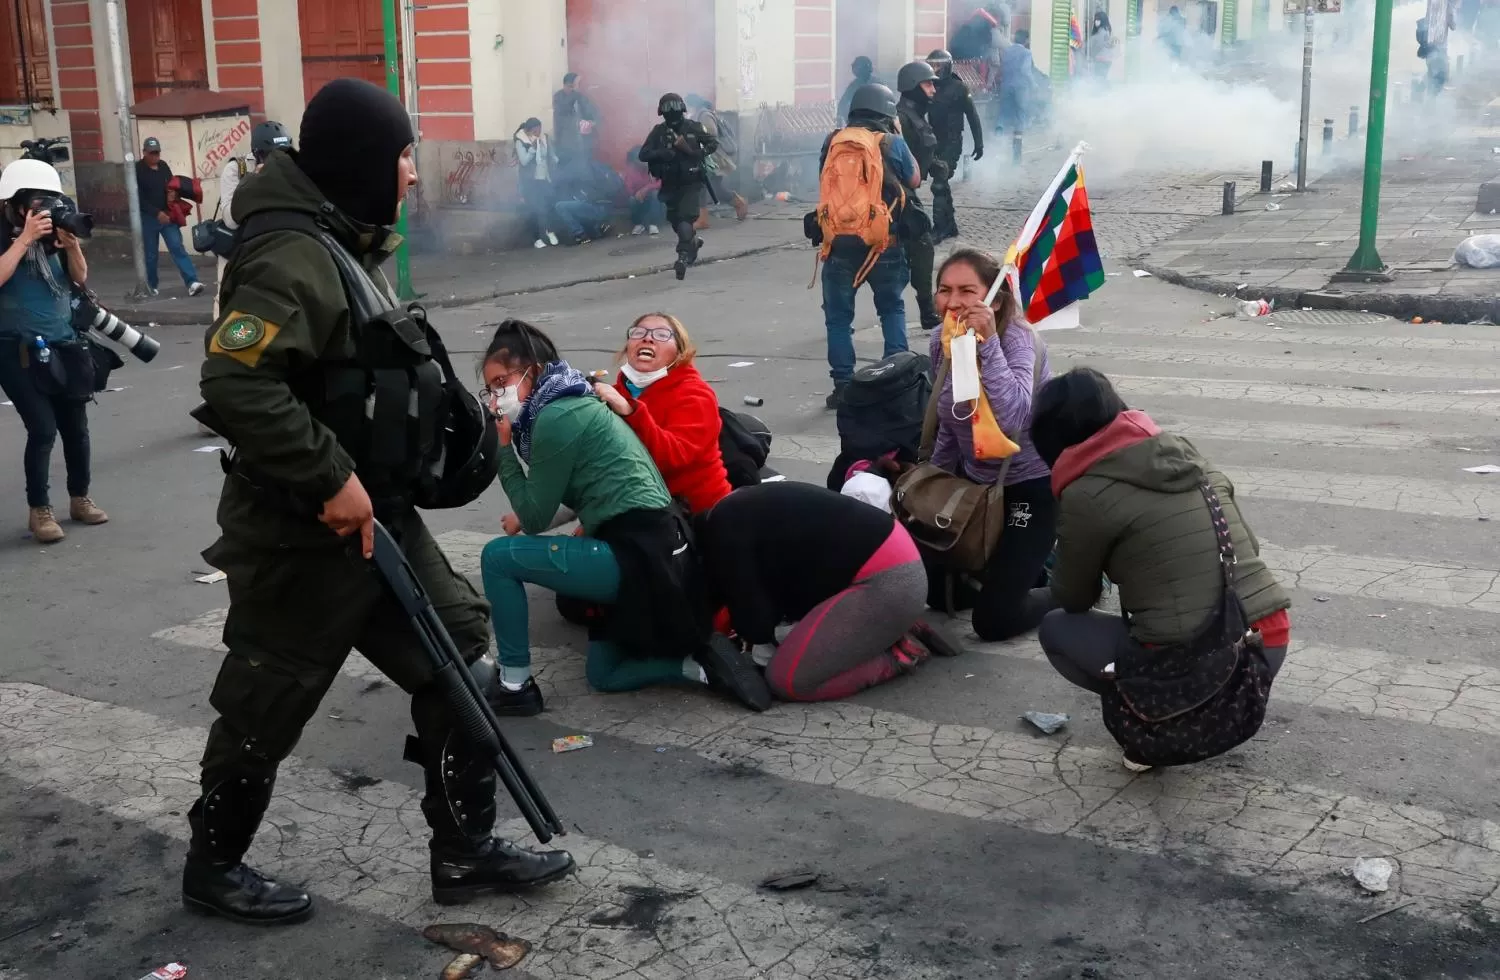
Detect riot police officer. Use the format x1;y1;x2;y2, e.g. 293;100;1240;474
926;49;984;241
639;93;719;280
895;60;943;330
185;77;574;926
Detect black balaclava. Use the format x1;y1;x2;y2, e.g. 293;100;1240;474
659;92;687;129
297;78;415;227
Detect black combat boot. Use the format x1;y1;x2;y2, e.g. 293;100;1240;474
182;773;314;925
412;732;575;905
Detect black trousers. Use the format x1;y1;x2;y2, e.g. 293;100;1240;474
1039;608;1289;695
906;229;937;324
0;337;91;508
921;475;1059;641
661;183;703;262
932;144;960;239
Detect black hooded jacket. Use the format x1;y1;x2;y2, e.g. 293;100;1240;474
929;74;984;153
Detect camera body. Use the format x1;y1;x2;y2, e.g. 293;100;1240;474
29;192;94;243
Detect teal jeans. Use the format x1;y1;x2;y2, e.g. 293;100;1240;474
479;534;692;692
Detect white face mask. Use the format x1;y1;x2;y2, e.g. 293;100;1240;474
621;363;670;388
490;385;524;421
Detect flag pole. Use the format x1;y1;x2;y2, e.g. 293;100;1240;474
993;140;1091;306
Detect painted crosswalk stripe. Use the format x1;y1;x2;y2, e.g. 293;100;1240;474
1077;323;1500;355
156;609;1500;742
434;533;1500;618
0;682;941;980
1112;376;1500;416
124;633;1500;916
769;437;1500;518
1048;343;1500;380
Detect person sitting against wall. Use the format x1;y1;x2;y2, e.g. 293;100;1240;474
1030;368;1291;768
696;481;956;702
552;155;624;245
477;318;769;716
623;146;665;236
922;248;1056;640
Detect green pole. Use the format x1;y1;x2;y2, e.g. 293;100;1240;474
1051;0;1073;88
1341;0;1394;276
381;0;416;300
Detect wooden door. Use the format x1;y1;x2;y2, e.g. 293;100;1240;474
0;0;52;104
565;0;716;170
298;0;388;99
128;0;209;102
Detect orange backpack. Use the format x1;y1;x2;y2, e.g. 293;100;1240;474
815;128;904;287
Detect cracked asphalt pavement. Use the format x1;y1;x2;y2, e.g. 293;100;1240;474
2;164;1500;978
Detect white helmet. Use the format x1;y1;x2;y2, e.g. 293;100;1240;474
0;158;62;201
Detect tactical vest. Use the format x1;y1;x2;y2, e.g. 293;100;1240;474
231;208;451;518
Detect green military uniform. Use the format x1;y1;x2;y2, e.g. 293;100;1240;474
197;151;491;793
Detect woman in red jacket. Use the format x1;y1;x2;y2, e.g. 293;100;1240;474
593;312;733;513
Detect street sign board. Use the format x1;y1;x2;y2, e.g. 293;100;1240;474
1285;0;1341;11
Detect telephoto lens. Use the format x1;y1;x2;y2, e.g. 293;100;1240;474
70;292;160;362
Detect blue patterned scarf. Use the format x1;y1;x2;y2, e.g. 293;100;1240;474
513;360;593;463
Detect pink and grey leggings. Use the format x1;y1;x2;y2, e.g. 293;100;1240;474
765;523;927;702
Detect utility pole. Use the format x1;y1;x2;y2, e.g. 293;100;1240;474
103;0;149;297
1296;4;1315;191
1338;0;1394;280
381;0;415;301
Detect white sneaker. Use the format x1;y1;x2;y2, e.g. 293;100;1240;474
648;224;660;235
533;238;547;249
188;281;205;296
1122;757;1154;773
546;232;559;246
631;224;646;235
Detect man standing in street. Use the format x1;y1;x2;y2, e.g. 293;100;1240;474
814;83;922;409
553;72;598;165
639;93;718;280
896;60;943;330
185;77;573;926
136;136;204;297
925;50;984;242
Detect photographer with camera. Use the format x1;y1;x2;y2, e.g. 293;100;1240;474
0;158;107;544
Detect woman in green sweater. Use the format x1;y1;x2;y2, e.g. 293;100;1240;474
477;319;769;716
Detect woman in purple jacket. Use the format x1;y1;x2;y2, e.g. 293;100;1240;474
924;248;1057;640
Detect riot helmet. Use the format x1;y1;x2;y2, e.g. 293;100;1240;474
658;92;687;125
251;120;293;162
847;83;898;121
927;48;955;77
896;60;939;95
418;384;501;509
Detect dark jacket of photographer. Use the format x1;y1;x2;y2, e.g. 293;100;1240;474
200;150;386;548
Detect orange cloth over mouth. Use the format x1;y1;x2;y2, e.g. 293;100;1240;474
940;310;1020;461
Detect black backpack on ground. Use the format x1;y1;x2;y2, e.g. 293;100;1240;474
719;408;771;489
826;350;932;489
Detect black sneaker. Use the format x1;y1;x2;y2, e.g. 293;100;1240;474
573;234;592;245
920;311;943;330
695;634;772;712
910;619;964;657
487;678;544;716
674;257;688;280
824;381;848;410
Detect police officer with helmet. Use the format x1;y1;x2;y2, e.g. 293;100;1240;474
895;60;943;330
186;77;574;926
639;93;719;280
925;49;984;241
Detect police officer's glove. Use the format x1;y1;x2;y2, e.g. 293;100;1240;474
972;145;985;161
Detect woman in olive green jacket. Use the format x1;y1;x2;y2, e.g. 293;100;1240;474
1029;368;1291;707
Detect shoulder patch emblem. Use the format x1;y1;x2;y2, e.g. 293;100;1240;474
216;315;265;351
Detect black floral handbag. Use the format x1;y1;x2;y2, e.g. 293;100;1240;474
1099;480;1274;768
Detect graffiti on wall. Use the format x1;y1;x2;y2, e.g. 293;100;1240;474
438;142;518;211
738;0;762;101
195;117;252;180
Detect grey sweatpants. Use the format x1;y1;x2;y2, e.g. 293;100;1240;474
764;559;927;702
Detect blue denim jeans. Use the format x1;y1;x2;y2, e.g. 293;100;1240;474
554;200;610;240
821;247;910;382
479;534;692;692
141;217;199;290
629;194;666;227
